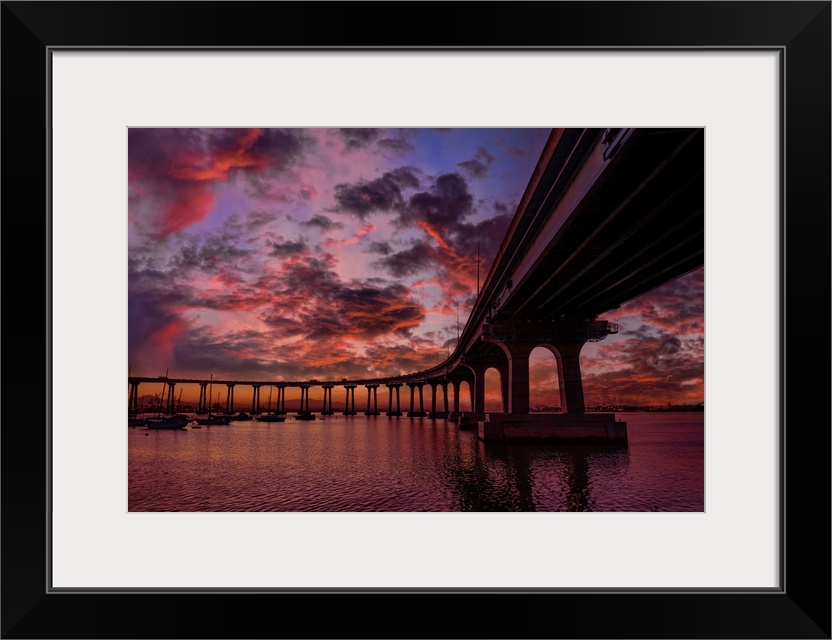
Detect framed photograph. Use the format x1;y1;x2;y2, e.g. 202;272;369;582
3;2;829;638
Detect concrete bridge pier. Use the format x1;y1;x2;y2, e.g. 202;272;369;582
250;384;261;414
386;383;403;416
128;381;141;414
407;382;426;417
224;383;236;414
196;382;208;413
364;384;380;416
296;385;313;417
477;326;627;443
447;373;474;423
164;382;177;413
277;386;287;414
429;380;449;419
458;362;501;429
343;385;357;416
321;385;334;415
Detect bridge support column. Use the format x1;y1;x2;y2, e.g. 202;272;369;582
196;382;208;413
447;379;461;422
225;384;237;414
470;367;487;416
251;385;261;414
504;342;536;414
552;341;586;414
165;382;176;413
296;385;314;417
386;383;402;416
343;385;357;415
428;380;449;419
406;382;426;417
129;381;142;414
278;386;286;414
322;385;334;415
364;384;380;415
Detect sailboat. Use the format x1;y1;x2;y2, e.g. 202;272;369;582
145;374;189;429
195;375;231;425
256;386;285;422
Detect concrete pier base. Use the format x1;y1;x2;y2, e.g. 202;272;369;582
458;413;485;430
386;411;403;417
428;411;448;419
447;412;460;423
407;411;427;417
478;413;627;443
364;411;381;416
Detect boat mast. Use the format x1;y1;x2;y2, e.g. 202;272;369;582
208;374;214;416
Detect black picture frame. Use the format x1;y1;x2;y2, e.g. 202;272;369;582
2;2;829;638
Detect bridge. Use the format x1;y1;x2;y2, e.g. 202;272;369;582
129;127;704;442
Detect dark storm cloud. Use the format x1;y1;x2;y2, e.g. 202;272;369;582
267;239;309;258
171;234;252;273
245;210;280;229
172;327;283;376
399;172;474;232
333;167;421;219
338;128;381;151
244;128;310;172
331;283;424;338
367;241;392;255
371;241;435;278
129;261;194;309
493;200;511;216
377;137;415;154
457;146;495;178
261;255;425;339
301;214;344;231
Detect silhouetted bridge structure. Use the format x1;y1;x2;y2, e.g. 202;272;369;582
129;128;704;442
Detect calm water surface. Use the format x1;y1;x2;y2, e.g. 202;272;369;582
128;412;703;512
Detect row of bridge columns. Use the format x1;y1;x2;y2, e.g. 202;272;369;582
128;380;470;417
127;340;588;419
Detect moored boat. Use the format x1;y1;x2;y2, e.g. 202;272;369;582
255;387;285;422
255;413;285;422
194;375;231;425
145;415;190;429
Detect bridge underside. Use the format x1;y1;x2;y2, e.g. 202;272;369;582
458;128;703;442
492;127;704;324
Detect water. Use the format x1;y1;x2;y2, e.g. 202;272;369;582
128;412;703;512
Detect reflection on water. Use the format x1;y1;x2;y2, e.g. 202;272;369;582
128;412;703;512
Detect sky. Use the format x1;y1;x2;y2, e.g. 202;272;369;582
128;128;704;409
